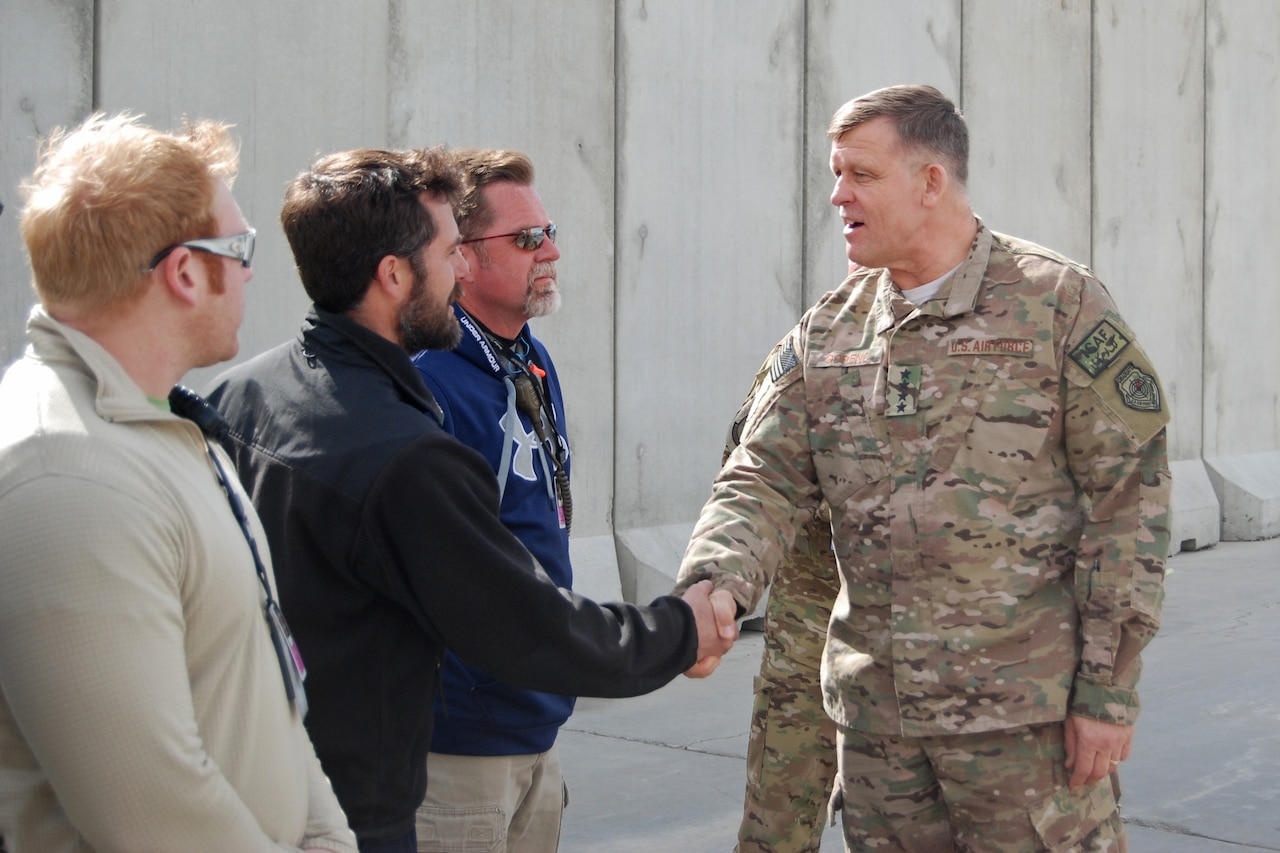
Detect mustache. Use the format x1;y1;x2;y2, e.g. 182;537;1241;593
530;262;557;283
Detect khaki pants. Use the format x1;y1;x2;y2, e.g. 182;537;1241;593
415;747;567;853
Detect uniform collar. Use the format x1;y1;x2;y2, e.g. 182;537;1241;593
24;305;173;425
938;220;993;317
872;219;993;334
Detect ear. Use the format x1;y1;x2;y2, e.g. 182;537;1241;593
354;254;410;320
346;255;410;344
156;248;201;307
370;254;411;301
460;241;488;273
920;163;949;208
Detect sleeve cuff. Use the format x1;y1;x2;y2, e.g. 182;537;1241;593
1070;678;1141;726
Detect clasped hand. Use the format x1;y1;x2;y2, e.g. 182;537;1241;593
680;580;740;678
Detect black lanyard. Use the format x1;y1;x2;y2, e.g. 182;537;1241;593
484;321;565;457
170;386;308;717
455;311;574;531
204;445;280;612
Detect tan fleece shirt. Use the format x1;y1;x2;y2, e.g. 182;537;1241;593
0;307;356;852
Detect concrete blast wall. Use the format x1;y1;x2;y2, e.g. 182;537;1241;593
3;1;1276;603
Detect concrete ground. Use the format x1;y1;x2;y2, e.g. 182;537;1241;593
557;537;1280;852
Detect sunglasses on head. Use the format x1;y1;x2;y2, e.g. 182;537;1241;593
461;223;556;252
150;228;256;270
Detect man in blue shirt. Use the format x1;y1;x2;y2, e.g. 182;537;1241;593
411;149;574;853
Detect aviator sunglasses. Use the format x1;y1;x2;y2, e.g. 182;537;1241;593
461;223;556;251
149;228;256;270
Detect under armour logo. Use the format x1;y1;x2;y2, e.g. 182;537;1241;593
510;421;541;481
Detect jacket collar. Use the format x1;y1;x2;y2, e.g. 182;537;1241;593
302;306;443;422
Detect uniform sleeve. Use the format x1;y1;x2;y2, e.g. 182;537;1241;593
1061;286;1172;726
0;476;317;852
359;433;698;697
675;329;824;615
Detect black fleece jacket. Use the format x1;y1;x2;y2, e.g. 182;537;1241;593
205;308;699;844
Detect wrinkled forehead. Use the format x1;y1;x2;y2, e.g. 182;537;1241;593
829;117;905;168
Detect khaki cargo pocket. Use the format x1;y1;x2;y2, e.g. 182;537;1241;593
416;804;505;852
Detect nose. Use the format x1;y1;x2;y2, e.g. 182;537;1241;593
830;176;850;208
536;236;560;263
454;247;473;284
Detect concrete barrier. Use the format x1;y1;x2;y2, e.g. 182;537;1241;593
2;2;1276;606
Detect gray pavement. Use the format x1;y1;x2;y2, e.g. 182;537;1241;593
558;537;1280;852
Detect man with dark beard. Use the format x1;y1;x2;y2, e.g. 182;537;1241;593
204;147;738;853
410;149;577;853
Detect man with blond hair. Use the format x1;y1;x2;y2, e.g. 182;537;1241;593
0;113;356;852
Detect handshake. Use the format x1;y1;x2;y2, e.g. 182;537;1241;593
679;580;740;678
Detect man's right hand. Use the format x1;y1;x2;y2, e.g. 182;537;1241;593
680;580;739;677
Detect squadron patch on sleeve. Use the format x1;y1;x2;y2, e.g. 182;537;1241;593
1116;362;1162;412
1070;319;1130;377
769;338;799;384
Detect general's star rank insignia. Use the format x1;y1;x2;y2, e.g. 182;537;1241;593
887;364;921;416
1115;362;1162;412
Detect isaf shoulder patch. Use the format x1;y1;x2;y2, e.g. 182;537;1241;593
1115;362;1161;412
1070;319;1130;378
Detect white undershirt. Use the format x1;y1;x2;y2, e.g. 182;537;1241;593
898;261;963;305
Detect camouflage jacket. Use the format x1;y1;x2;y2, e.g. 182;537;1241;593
678;224;1171;737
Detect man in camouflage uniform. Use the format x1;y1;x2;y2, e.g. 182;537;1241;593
730;350;841;853
678;85;1170;851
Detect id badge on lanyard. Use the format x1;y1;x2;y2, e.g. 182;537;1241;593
172;386;311;719
265;599;308;719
